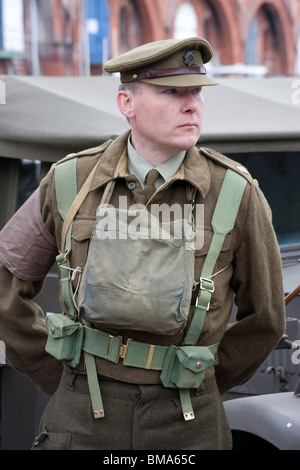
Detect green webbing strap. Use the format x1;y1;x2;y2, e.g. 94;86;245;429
84;351;105;419
55;158;78;220
179;389;195;421
183;170;247;347
54;158;113;420
180;170;247;420
202;170;248;278
55;157;105;318
55;158;78;318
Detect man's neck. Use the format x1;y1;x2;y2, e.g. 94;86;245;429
130;135;181;166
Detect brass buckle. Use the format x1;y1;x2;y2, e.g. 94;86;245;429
195;296;210;311
117;337;132;364
105;335;115;360
199;277;215;293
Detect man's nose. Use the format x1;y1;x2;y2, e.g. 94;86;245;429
182;92;198;113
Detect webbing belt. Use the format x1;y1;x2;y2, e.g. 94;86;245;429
82;324;218;370
54;153;247;421
82;326;218;421
83;326;167;369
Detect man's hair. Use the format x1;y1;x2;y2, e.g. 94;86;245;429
118;81;141;94
118;82;141;124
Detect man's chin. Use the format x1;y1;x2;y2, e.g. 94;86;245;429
176;136;200;151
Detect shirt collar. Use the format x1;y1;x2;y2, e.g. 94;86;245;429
89;131;211;200
127;136;186;185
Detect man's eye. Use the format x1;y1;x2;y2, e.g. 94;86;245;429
192;88;202;95
165;89;177;94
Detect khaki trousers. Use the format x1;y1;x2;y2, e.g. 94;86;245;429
32;366;232;450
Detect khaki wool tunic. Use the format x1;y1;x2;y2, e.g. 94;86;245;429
0;130;285;397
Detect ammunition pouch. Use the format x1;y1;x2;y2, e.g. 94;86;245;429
160;344;217;389
45;313;84;368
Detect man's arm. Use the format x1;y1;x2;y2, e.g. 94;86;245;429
0;180;63;395
215;181;286;394
0;262;63;395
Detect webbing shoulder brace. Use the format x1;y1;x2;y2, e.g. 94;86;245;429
55;155;113;317
184;169;247;346
54;156;247;420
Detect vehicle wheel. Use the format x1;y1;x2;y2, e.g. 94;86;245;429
232;431;279;450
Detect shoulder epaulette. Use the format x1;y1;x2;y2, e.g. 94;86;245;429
200;147;253;184
55;139;113;167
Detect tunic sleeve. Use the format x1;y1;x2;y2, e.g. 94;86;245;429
0;181;62;395
0;188;58;281
215;181;286;394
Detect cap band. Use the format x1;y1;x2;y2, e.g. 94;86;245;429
135;65;206;80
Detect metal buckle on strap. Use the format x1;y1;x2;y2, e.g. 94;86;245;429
199;277;215;293
105;335;115;361
105;335;132;364
195;277;215;310
105;334;157;369
117;337;132;364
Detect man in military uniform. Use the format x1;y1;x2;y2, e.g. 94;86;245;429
0;37;285;450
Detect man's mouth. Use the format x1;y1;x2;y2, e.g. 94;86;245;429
179;122;198;128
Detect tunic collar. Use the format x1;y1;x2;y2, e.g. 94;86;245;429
127;135;186;187
89;131;211;199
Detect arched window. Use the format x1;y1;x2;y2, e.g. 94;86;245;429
174;2;198;39
86;0;110;65
120;7;128;49
1;0;25;52
245;18;258;65
118;0;141;54
246;5;286;75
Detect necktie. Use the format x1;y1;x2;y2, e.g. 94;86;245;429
144;169;160;201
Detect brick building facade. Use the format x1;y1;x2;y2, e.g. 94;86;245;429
0;0;300;76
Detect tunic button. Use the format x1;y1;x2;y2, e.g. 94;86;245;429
196;361;202;369
128;182;135;190
50;326;55;335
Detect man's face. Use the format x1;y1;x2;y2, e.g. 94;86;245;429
118;82;205;159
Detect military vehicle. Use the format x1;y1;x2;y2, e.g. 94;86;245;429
0;75;299;449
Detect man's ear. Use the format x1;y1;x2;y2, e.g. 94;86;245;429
117;90;135;120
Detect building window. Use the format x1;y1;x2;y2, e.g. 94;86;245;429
120;7;129;50
174;2;198;39
118;0;141;54
246;5;285;75
0;0;2;50
86;0;110;65
245;18;258;65
0;0;25;54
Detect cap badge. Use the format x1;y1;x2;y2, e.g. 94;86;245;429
183;51;196;67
